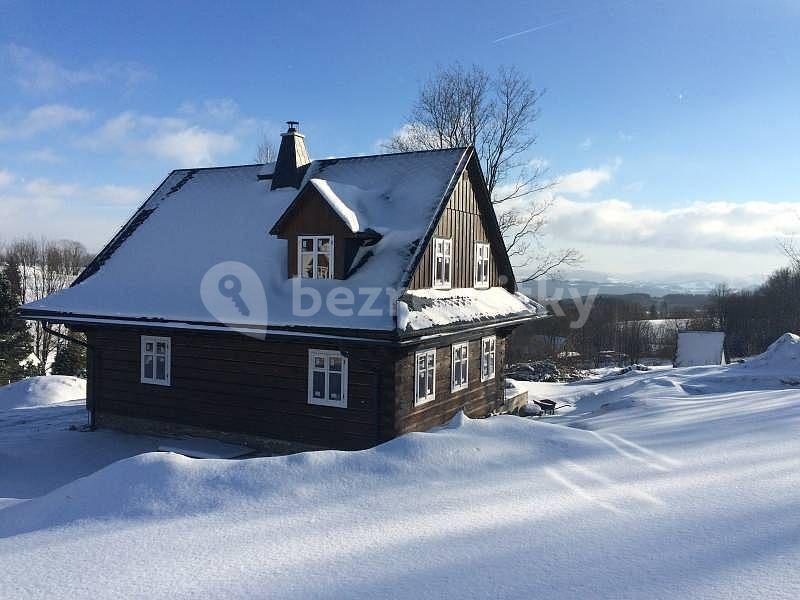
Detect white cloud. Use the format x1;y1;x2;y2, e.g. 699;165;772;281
0;169;14;187
86;185;144;207
0;175;146;248
373;122;440;153
4;43;153;92
81;109;242;167
4;176;142;210
579;137;592;149
145;127;238;166
80;111;138;148
19;105;92;135
623;180;645;192
24;178;79;197
553;166;612;196
500;159;794;276
23;148;62;163
0;104;92;140
179;98;240;121
545;196;800;255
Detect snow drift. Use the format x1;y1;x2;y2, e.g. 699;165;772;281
3;339;800;598
0;376;85;409
742;332;800;370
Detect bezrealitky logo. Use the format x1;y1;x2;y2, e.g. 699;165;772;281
200;261;268;339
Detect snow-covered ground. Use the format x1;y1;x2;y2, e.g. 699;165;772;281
1;336;800;599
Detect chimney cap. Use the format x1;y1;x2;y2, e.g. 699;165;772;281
286;120;300;132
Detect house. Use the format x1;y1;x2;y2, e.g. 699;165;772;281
674;331;726;367
19;122;543;450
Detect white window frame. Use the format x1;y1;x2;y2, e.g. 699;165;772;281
432;237;452;289
414;348;437;405
298;235;334;279
308;349;348;408
474;242;490;289
451;341;469;392
480;335;497;382
140;335;171;386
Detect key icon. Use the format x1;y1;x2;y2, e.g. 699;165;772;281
218;274;250;316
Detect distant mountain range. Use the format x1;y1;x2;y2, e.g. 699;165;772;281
521;270;765;299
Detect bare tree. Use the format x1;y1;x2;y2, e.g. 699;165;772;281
780;238;800;270
5;237;91;375
384;63;581;281
255;130;277;164
778;213;800;269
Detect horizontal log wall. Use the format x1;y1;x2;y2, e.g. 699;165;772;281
87;326;395;450
394;331;507;435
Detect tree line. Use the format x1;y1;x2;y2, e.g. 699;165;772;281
0;237;92;383
510;296;672;366
708;266;800;359
510;258;800;368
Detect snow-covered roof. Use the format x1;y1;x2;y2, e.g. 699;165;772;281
398;288;544;333
21;147;542;335
308;178;363;233
675;331;726;367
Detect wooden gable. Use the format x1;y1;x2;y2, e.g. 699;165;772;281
271;183;357;279
407;155;514;291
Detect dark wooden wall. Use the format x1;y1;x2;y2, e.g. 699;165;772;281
275;186;354;279
408;168;502;290
393;330;508;435
86;326;395;449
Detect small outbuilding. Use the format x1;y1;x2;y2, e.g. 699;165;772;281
674;331;726;367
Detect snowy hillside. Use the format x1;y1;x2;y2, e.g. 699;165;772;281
1;341;800;598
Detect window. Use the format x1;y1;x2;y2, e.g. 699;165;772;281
474;242;490;288
451;342;469;392
298;235;334;279
432;237;452;289
308;350;348;408
481;336;496;382
141;336;171;386
415;349;436;405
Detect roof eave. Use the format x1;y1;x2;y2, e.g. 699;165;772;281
396;311;544;341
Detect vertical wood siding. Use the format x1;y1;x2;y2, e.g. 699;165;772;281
408;168;502;290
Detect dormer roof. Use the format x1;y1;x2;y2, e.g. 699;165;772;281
269;178;365;235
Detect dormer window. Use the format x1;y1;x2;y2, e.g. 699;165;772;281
299;235;334;279
432;237;452;289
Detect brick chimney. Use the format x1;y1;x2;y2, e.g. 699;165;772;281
271;121;310;190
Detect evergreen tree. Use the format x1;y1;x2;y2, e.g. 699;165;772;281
51;333;87;377
0;264;34;384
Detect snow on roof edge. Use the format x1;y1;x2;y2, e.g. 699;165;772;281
398;287;544;332
309;178;361;232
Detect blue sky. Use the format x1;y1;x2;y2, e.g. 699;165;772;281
1;0;798;280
